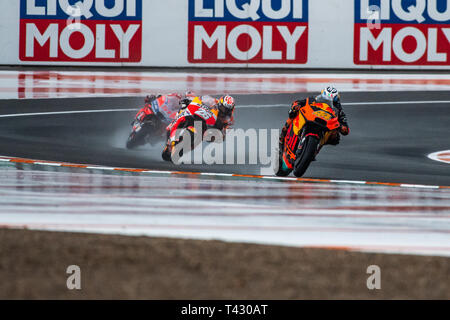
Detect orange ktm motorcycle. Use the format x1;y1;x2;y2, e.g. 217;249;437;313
274;98;341;177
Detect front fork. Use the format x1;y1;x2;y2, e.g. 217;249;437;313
165;118;205;153
295;125;332;162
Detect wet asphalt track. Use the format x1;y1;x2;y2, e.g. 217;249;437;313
0;91;449;185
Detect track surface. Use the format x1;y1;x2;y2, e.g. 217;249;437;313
0;90;449;256
0;91;449;185
0;165;449;256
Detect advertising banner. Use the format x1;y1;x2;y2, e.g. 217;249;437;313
0;0;446;69
19;0;142;62
354;0;450;66
187;0;309;64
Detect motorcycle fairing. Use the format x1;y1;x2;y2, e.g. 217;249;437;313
282;122;299;170
296;98;340;134
153;95;179;122
186;103;218;126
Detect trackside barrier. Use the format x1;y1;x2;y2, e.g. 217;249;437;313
0;0;448;69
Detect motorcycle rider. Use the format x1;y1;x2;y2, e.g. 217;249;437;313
211;95;236;132
178;92;218;111
162;94;236;161
279;86;349;155
169;94;235;135
134;93;184;123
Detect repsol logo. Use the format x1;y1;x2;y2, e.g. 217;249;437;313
354;0;450;65
19;0;142;62
188;0;309;64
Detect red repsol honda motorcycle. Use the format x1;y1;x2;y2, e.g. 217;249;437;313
161;97;233;162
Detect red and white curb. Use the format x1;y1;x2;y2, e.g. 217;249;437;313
0;155;448;190
428;150;450;165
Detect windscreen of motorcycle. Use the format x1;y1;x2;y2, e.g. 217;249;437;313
200;95;218;107
314;95;336;113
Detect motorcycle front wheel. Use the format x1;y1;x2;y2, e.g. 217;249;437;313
170;128;197;163
126;130;146;149
126;120;155;149
293;135;319;177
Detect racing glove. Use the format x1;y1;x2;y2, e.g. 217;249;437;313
288;100;302;119
339;125;349;136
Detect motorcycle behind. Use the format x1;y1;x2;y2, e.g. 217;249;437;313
126;94;180;149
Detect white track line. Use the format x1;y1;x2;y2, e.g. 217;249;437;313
0;100;449;118
400;184;440;189
244;101;450;108
0;108;138;118
344;100;450;106
0;154;448;189
85;166;115;171
34;162;61;166
330;180;367;184
428;150;450;165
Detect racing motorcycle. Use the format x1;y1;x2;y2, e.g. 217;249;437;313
274;98;341;177
162;98;230;162
126;95;180;149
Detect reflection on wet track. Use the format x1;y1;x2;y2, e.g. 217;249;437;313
0;164;449;257
1;70;450;99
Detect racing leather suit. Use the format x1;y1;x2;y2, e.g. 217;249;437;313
135;93;182;122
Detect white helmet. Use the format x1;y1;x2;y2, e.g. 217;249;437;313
320;86;340;103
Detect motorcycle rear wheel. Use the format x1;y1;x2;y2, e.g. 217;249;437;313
293;135;319;177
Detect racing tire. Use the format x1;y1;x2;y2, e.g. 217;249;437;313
126;131;145;149
126;121;154;149
170;129;194;164
293;135;319;177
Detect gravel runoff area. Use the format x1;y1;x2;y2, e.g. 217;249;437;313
0;228;448;299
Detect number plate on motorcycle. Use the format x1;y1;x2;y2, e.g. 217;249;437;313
134;123;142;131
314;110;332;120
